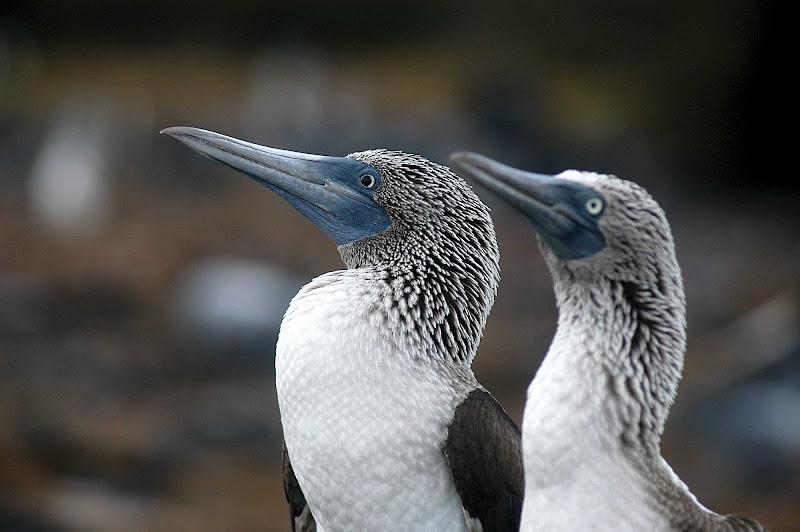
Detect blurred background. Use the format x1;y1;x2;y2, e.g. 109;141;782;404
1;0;797;530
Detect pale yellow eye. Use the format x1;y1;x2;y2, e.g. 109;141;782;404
585;197;604;215
359;173;377;188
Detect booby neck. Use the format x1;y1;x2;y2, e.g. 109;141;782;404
336;149;501;367
546;255;687;456
533;259;763;530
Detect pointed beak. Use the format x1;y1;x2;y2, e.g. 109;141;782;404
450;151;606;259
161;127;391;245
450;151;562;217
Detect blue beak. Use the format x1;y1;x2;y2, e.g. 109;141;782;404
162;127;391;246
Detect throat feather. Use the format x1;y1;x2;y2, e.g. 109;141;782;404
338;222;499;367
383;257;485;365
554;278;686;453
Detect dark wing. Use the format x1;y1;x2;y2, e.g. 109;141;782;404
443;389;524;532
283;441;317;532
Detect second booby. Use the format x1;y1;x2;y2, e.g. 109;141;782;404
162;128;523;532
451;152;766;532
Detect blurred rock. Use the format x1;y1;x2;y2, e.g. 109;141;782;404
662;293;800;510
681;292;800;400
169;256;303;363
0;275;52;337
42;479;158;532
686;345;800;493
0;501;66;532
162;379;282;462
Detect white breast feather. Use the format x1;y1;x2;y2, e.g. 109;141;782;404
520;330;669;532
276;271;473;532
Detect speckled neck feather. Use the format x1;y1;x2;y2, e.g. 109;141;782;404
550;265;686;455
338;150;500;366
541;172;686;454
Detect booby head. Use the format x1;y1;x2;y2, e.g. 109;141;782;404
163;128;499;364
450;151;681;296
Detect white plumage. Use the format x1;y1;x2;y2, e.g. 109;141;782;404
277;271;475;531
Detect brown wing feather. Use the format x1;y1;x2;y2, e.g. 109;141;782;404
443;389;524;532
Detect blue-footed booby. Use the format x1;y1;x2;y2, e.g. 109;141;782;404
162;128;523;532
451;152;767;532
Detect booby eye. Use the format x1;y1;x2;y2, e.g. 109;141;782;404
359;173;377;189
585;197;604;215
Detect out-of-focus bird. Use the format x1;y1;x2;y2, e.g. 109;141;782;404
163;128;523;532
29;97;114;237
451;152;767;532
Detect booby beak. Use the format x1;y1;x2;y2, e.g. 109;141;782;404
450;151;606;260
161;127;391;245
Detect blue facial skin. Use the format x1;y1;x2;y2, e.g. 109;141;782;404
450;152;607;260
519;178;607;260
252;157;391;246
161;127;392;246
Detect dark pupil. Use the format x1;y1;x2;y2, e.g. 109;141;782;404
360;174;375;187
